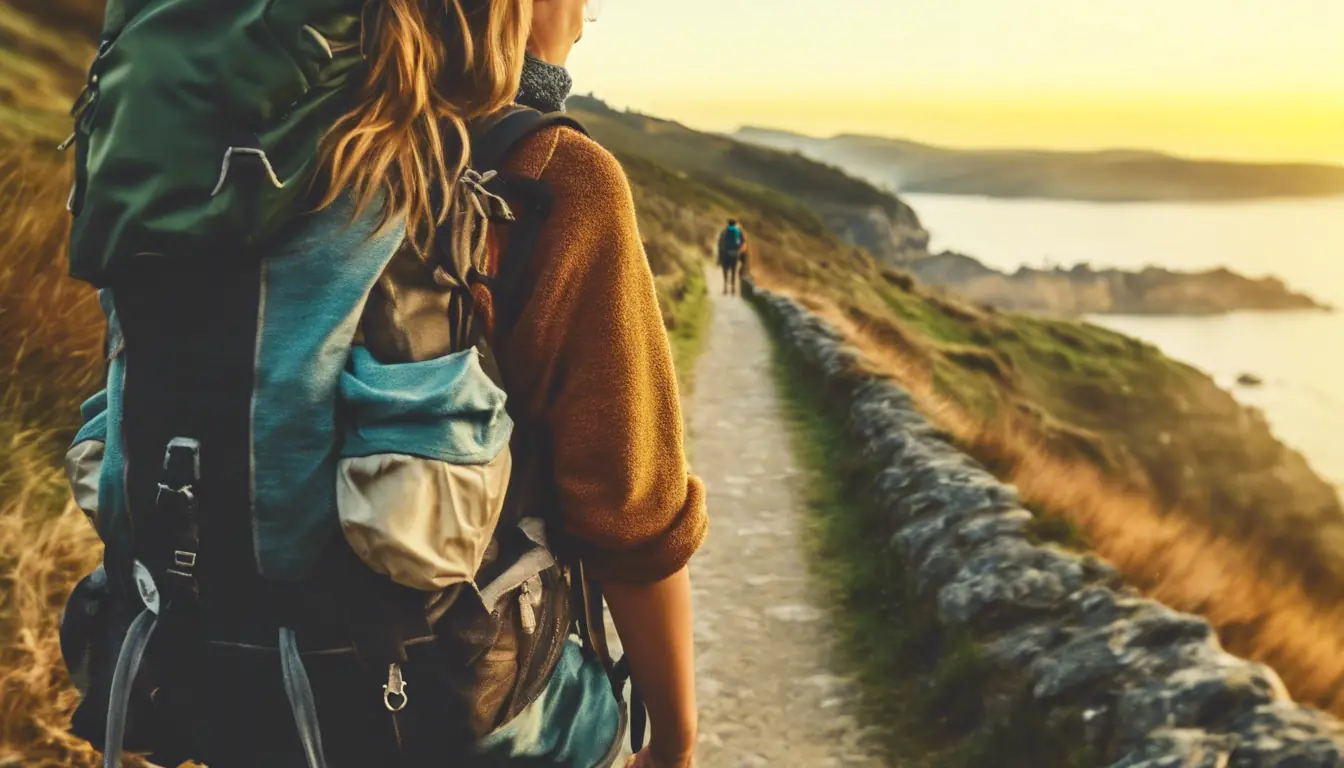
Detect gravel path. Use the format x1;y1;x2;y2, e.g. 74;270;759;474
671;270;887;766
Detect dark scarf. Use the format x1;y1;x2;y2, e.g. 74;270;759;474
515;53;573;113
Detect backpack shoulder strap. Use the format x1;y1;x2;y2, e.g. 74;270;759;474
465;106;588;341
469;106;588;175
467;106;648;753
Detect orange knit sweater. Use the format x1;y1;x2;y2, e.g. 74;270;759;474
473;124;707;585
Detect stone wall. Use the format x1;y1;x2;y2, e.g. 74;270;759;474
746;278;1344;767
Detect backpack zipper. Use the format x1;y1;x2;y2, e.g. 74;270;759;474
518;579;537;635
478;546;555;611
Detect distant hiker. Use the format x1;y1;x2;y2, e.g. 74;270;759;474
718;219;749;295
57;1;705;767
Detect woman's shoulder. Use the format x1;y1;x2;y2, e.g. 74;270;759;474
502;123;632;205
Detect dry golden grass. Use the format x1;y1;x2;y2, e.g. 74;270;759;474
0;146;104;429
0;143;106;766
970;420;1344;714
0;450;102;767
756;266;1344;718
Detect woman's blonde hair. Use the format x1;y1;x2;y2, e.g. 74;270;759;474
319;0;532;255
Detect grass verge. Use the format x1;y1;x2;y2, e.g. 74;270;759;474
662;263;712;394
757;299;1099;767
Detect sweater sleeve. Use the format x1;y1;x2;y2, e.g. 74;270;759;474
503;128;707;585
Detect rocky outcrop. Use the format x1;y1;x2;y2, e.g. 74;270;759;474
907;253;1329;316
746;276;1344;766
815;202;930;266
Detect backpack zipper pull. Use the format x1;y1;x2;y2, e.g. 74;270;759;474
518;581;537;635
383;663;408;712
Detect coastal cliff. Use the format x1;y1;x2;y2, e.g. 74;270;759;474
907;251;1329;316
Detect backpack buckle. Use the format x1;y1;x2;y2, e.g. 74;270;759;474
157;438;202;605
167;548;197;582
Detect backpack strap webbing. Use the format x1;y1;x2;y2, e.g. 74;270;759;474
460;107;587;388
575;561;647;753
470;107;587;179
468;107;587;334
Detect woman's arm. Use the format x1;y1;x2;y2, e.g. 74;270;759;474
498;127;707;583
606;568;697;766
492;127;708;760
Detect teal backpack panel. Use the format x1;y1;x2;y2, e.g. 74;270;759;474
726;225;744;250
66;0;365;286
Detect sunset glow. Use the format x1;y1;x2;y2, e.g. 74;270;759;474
568;0;1344;163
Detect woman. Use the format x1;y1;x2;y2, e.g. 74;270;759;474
63;0;703;766
323;0;706;765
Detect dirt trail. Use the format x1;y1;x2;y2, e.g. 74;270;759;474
642;269;887;765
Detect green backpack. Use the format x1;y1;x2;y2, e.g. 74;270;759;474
65;0;365;286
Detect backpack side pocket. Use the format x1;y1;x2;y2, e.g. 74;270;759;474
65;389;110;527
60;566;178;758
337;346;514;591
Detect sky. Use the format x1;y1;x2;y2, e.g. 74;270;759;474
566;0;1344;164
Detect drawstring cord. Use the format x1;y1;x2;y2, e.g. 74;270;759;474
459;169;513;221
444;168;513;286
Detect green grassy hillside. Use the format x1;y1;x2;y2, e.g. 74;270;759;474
569;96;931;264
571;96;914;220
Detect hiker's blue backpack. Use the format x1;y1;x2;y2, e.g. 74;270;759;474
725;224;744;251
58;98;644;767
720;224;745;265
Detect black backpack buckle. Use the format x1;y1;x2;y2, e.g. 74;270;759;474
156;437;202;605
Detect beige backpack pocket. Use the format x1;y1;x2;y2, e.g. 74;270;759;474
337;346;513;591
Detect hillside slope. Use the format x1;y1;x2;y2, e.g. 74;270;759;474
604;120;1344;714
737;127;1344;202
576;103;1344;603
569;95;931;264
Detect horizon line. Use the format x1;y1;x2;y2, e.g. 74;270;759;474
570;93;1344;168
728;124;1344;170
